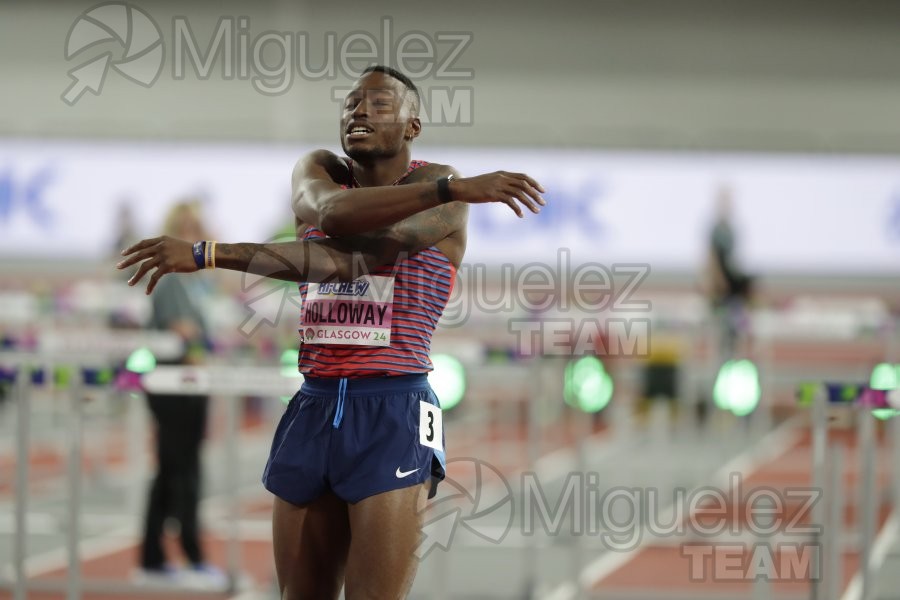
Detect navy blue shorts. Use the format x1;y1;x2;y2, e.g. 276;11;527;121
262;374;447;505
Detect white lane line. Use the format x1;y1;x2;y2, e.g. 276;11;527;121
540;581;577;600
839;513;898;600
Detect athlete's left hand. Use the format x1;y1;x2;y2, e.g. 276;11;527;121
116;236;198;294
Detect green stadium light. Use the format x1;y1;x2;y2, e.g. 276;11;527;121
125;347;156;374
714;359;760;416
870;363;898;391
564;356;614;413
429;354;466;411
713;362;733;411
872;408;900;420
280;349;301;378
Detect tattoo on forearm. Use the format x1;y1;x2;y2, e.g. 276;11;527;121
338;202;460;268
218;242;310;281
218;242;258;263
418;184;437;206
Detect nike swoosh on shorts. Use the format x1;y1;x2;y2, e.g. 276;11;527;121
395;467;420;478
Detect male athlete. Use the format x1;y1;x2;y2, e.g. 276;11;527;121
119;65;544;599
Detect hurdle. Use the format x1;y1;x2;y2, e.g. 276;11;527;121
798;382;896;600
0;328;188;598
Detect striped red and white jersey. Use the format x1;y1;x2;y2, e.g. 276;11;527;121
296;160;456;377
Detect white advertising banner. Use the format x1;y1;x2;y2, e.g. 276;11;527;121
1;138;898;273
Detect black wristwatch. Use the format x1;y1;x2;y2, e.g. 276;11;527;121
437;174;454;204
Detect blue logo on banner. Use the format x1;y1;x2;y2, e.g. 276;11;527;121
470;179;607;238
0;165;55;230
888;191;900;242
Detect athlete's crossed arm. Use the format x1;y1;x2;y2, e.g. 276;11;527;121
328;162;469;268
293;149;544;237
117;165;471;294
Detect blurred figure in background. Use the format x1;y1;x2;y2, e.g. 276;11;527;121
137;200;224;588
109;200;143;328
704;185;754;359
113;200;140;259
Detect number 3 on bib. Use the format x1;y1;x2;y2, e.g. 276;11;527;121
419;401;443;451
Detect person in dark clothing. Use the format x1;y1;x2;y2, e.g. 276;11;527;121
137;201;224;588
705;186;754;358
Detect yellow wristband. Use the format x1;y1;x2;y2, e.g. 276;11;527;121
205;240;216;269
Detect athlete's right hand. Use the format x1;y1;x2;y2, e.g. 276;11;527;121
116;235;198;295
450;171;546;217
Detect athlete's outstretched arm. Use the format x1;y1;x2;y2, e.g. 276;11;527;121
293;150;543;237
117;237;342;294
117;179;467;294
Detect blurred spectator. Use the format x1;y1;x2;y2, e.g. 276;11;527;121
137;200;224;588
109;200;143;327
703;185;754;358
113;200;140;258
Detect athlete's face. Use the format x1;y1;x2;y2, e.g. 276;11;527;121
340;71;420;162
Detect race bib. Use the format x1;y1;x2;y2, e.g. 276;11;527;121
419;401;443;451
302;275;394;346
